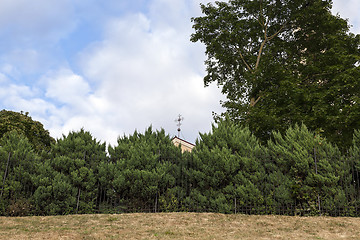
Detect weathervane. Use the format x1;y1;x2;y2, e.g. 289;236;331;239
175;114;184;138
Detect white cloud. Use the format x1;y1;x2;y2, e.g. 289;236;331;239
332;0;360;34
1;0;358;147
29;67;120;144
76;1;224;143
44;69;91;104
0;78;57;124
0;0;224;145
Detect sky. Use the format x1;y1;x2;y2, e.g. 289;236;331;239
0;0;359;146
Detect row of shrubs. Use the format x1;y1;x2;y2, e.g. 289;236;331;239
0;118;360;216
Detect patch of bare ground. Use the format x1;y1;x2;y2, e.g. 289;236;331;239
0;213;360;239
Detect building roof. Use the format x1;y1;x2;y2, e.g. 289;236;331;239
171;136;195;152
171;136;195;146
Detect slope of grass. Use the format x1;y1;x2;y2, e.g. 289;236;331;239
1;212;360;239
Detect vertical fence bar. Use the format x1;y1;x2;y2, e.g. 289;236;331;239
234;197;237;214
154;192;158;213
76;188;81;214
313;147;321;216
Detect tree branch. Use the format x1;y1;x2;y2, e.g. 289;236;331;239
268;24;286;40
236;47;254;73
258;0;266;27
257;18;265;27
255;39;267;70
250;96;261;107
255;21;286;70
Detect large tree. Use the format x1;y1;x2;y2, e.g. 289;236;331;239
191;0;360;149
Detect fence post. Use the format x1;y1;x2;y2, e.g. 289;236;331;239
154;192;158;213
314;147;321;216
76;188;81;214
234;197;237;214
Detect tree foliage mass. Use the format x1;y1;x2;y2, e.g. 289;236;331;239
0;110;55;152
1;111;360;216
191;0;360;149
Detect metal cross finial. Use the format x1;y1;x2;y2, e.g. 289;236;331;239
175;114;184;138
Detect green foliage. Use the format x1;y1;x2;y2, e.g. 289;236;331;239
267;124;344;214
350;130;360;161
0;110;55;152
32;169;77;215
1;110;360;216
107;127;182;211
348;130;360;205
52;128;107;168
53;129;107;213
191;0;360;150
190;118;267;213
31;129;107;215
0;131;39;215
159;190;180;212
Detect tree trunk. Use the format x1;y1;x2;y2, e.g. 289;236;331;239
1;152;11;198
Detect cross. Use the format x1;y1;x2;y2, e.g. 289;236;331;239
175;114;184;138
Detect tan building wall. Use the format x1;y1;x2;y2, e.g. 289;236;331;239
171;136;195;153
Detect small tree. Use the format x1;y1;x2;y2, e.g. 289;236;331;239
267;124;344;215
108;127;181;212
51;129;107;213
190;118;267;213
33;129;107;215
0;131;39;215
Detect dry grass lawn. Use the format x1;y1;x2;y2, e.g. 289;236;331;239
1;212;360;239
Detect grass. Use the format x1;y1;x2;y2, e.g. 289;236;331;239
0;212;360;239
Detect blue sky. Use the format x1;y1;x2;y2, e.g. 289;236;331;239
0;0;359;145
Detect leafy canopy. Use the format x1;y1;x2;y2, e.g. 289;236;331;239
191;0;360;149
0;110;55;152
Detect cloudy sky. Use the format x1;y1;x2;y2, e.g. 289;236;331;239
0;0;359;146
